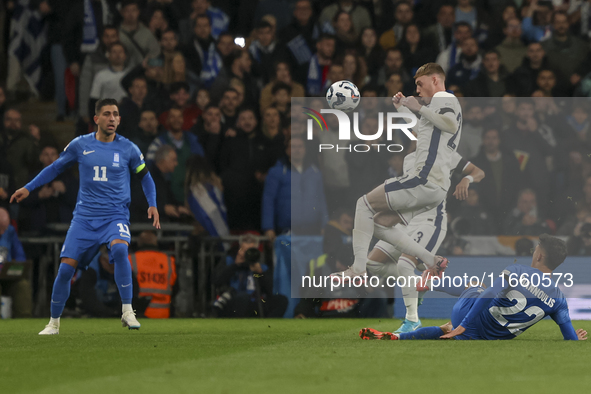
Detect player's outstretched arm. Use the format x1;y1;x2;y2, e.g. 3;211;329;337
453;162;485;200
10;188;30;203
558;322;583;340
10;159;68;203
147;206;161;229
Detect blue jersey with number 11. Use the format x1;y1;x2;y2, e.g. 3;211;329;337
52;133;145;220
474;264;571;340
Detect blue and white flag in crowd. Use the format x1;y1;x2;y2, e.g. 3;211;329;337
8;0;47;95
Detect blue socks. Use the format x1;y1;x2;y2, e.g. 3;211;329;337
111;243;132;304
399;326;444;340
50;263;76;318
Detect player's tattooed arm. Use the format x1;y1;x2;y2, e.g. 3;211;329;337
453;162;485;200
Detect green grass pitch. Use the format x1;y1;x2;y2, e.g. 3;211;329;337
2;319;590;394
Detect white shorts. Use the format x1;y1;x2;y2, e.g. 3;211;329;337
383;175;446;225
373;213;447;270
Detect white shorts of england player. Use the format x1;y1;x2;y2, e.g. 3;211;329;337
374;217;447;271
383;176;446;225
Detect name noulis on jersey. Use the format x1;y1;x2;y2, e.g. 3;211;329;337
525;283;555;307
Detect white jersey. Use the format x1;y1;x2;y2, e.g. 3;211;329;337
412;91;462;191
402;150;464;225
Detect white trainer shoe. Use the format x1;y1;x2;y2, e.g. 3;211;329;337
39;321;59;335
121;311;141;330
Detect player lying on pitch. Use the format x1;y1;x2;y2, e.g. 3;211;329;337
366;149;484;333
360;235;588;341
11;98;160;334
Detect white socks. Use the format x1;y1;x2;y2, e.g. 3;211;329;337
122;304;133;314
351;196;375;273
398;256;420;322
373;224;436;268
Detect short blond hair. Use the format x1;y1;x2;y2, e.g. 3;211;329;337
414;63;446;80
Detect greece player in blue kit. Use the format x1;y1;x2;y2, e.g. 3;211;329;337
360;235;588;341
11;98;160;335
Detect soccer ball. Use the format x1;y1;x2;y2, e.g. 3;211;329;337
326;80;360;113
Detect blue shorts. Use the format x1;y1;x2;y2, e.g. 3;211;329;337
60;216;131;269
451;286;485;340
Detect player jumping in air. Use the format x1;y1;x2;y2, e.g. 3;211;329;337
367;149;484;333
360;235;588;341
332;63;462;282
11;98;160;335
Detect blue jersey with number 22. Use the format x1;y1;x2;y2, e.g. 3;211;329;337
53;133;145;220
474;264;572;340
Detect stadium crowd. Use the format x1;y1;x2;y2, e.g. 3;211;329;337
1;0;591;279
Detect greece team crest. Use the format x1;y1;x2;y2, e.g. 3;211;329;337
113;152;120;167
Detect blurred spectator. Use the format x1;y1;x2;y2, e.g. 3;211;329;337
0;207;31;318
0;109;39;189
220;108;270;231
541;10;589;93
19;145;77;234
132;110;161;156
495;17;526;73
263;136;327;239
261;106;286;160
260;62;305;112
249;21;288;85
501;99;553;214
210;49;255;104
454;188;496;235
118;0;161;68
379;1;414;50
319;0;371;38
343;52;368;90
161;52;199;95
522;0;553;43
78;26;120;124
534;69;558;97
179;0;229;43
279;0;318;85
186;155;229;236
192;105;225;171
567;220;591;255
146;7;170;41
213;234;287;318
457;104;484;160
0;153;14;210
357;27;384;77
398;23;437;77
307;34;336;96
147;107;205;204
128;231;177;318
471;128;523;230
503;188;550;236
158;82;202;130
219;88;240;129
447;37;481;88
436;21;472;74
510;42;548;97
465;50;508;97
331;11;357;53
196;88;211;112
423;4;455;52
322;207;353;273
216;32;237;66
455;0;478;30
61;0;118;83
181;14;223;88
0;87;5;124
118;76;152;139
40;0;78;121
376;48;413;94
89;42;129;113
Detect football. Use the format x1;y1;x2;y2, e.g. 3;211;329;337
326;80;360;113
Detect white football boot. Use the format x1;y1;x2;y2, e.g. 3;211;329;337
121;310;141;330
39;320;60;335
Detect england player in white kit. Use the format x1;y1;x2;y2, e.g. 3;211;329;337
332;63;463;282
366;150;484;333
